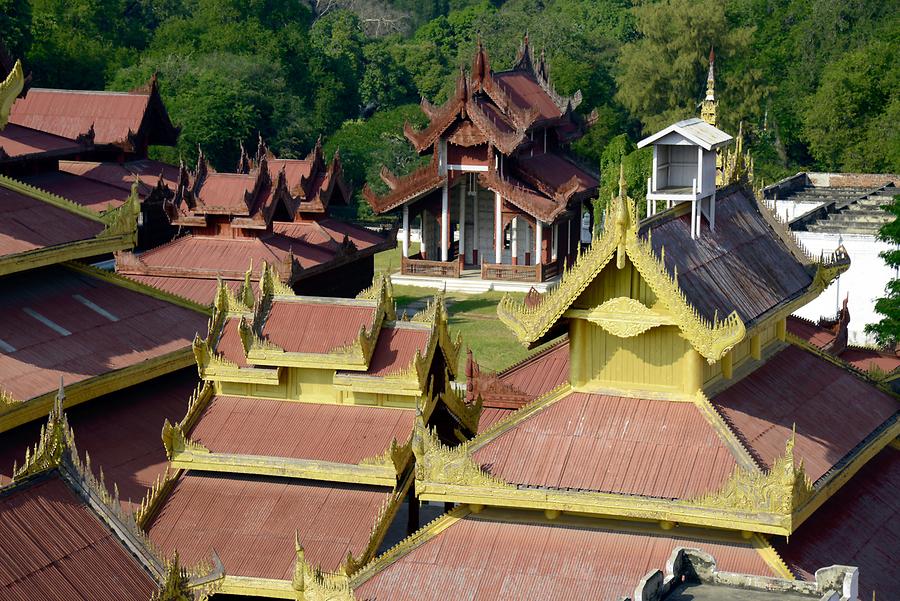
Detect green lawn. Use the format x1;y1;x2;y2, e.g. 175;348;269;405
374;243;551;373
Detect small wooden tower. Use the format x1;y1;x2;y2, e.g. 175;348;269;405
637;118;732;238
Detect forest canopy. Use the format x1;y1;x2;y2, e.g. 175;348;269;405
4;0;898;218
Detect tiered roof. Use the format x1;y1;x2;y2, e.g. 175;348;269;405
116;139;393;305
299;174;896;600
139;272;481;595
364;37;598;222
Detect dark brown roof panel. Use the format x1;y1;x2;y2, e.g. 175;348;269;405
711;345;898;481
148;472;392;577
0;123;84;160
775;446;900;600
473;392;736;499
189;395;414;463
643;188;814;326
355;514;776;601
0;476;157;600
121;273;238;307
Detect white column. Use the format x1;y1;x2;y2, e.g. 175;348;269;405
494;191;502;263
697;146;703;194
441;181;449;261
552;222;558;261
511;217;518;263
458;180;466;264
473;178;480;261
535;219;543;264
402;204;410;257
420;212;427;258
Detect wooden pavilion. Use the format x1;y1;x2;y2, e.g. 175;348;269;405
364;36;598;283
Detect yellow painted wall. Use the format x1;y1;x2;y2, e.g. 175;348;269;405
574;259;660;310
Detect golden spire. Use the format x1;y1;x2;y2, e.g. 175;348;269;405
701;47;718;128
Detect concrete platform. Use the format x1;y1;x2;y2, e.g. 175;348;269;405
390;269;559;294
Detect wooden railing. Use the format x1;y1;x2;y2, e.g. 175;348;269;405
401;254;463;278
481;260;561;283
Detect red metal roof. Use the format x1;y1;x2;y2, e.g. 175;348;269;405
0;266;206;402
268;158;313;190
194;173;255;213
775;446;900;600
262;300;376;354
478;407;516;432
0;368;196;510
517;152;598;192
121;273;238;306
0;123;84;159
147;472;392;577
22;171;132;212
472;392;736;499
215;318;249;367
495;338;570;401
711;345;898;481
0;475;157;600
60;159;180;194
9;89;153;146
839;347;900;374
786;315;835;349
0;184;103;259
189;395;415;463
357;325;430;378
355;515;776;600
494;71;562;121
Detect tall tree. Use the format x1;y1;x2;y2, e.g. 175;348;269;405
866;195;900;348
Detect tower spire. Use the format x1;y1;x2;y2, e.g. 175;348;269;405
701;47;718;128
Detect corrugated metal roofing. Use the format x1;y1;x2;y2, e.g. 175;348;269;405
121;274;238;306
786;316;835;349
0;184;103;258
478;407;516;432
517;153;598;192
775;446;900;600
0;369;197;510
643;187;814;326
0;476;157;600
495;338;570;402
22;171;132;212
9;89;152;146
355;515;776;600
215;318;249;367
711;345;898;481
637;118;733;150
262;300;376;354
189;395;414;463
0;266;206;402
0;123;84;159
60;159;180;194
472;392;736;499
493;72;561;121
352;325;431;378
147;472;393;577
194;173;256;213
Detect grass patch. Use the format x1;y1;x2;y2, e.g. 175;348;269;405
375;243;541;373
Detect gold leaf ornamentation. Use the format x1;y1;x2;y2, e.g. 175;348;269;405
292;535;355;601
412;414;510;488
0;59;24;129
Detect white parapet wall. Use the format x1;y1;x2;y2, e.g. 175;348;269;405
795;232;897;346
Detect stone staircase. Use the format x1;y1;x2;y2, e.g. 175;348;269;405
787;184;898;235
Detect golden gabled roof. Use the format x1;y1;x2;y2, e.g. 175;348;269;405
498;167;746;362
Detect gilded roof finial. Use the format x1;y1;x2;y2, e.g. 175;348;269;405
701;47;718;128
0;59;24;130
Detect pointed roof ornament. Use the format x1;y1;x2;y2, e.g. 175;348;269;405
55;376;65;416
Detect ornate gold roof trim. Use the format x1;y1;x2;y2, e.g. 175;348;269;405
694;391;760;473
0;59;24;129
498;168;745;361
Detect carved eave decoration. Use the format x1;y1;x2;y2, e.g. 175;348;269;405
0;58;24;129
477;169;561;223
363;152;443;213
292;536;355;601
412;395;821;535
498;167;746;362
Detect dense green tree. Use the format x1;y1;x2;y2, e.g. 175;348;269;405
0;0;31;59
615;0;761;134
802;38;899;173
866;196;900;348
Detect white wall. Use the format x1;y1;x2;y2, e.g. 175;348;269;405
773;199;824;222
794;232;897;345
